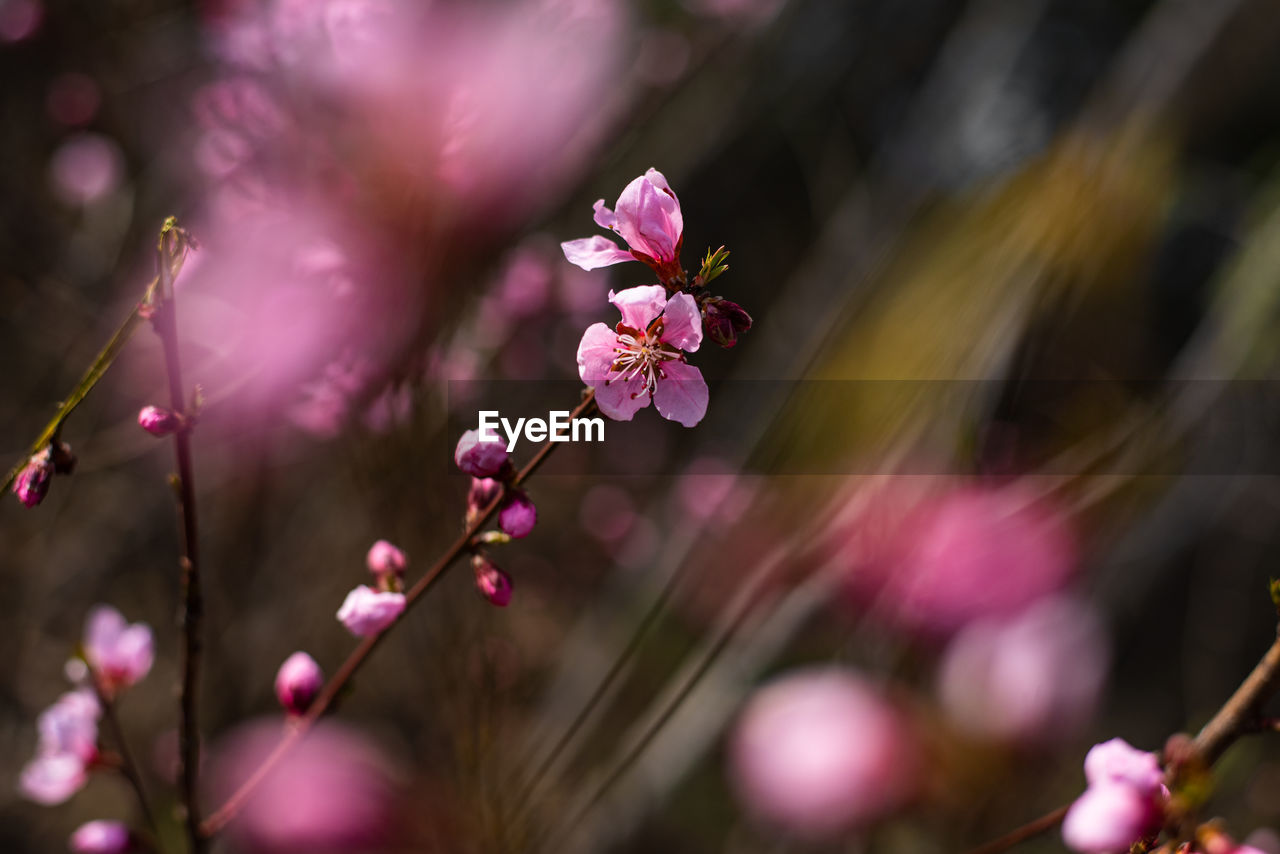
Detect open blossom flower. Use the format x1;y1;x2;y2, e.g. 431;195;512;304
731;669;920;839
561;168;684;283
69;820;132;853
275;652;324;715
365;539;407;579
336;586;405;636
455;428;510;477
19;690;101;805
1063;738;1167;853
577;285;707;426
83;605;154;693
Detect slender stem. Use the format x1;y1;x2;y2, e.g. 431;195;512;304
199;390;597;838
153;231;206;854
964;623;1280;854
90;675;158;835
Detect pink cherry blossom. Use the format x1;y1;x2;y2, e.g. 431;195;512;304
938;597;1108;744
19;690;101;805
275;652;324;715
208;719;397;851
561;169;685;283
454;428;510;477
365;539;407;578
576;285;708;427
1083;738;1164;794
498;491;537;539
730;669;919;839
336;585;405;636
83;605;154;693
69;820;132;854
467;477;503;521
1062;782;1161;853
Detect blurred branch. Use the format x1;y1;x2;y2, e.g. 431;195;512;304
198;388;598;839
150;219;206;854
1;271;165;495
90;670;158;838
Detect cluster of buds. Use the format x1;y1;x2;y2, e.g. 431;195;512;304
336;540;408;637
561;169;752;426
11;439;76;508
455;430;526;606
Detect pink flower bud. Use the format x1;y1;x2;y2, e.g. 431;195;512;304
702;298;752;348
83;605;154;693
69;820;132;854
498;491;537;539
454;428;509;477
274;652;323;715
730;669;919;839
472;557;512;607
336;586;405;636
1062;782;1161;854
1083;738;1164;795
365;539;407;578
467;477;503;521
13;450;53;507
20;754;89;805
137;405;181;437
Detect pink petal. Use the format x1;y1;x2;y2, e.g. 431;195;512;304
20;754;87;805
614;171;681;262
653;360;708;427
592;199;617;231
577;322;619;383
660;292;702;352
84;606;125;656
113;625;155;685
608;285;667;331
560;236;634;271
594;374;651;421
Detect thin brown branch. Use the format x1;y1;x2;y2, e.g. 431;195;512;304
199;389;597;838
90;674;158;835
153;225;205;854
964;805;1070;854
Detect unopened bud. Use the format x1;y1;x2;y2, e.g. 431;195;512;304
274;652;324;715
467;477;503;523
365;539;407;579
137;405;181;437
702;298;753;349
13;450;54;508
497;490;537;539
472;556;512;607
69;820;133;854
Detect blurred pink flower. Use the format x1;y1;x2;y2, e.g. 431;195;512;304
497;491;537;539
49;134;124;206
12;449;53;508
209;719;398;852
19;690;100;805
365;540;407;579
69;820;132;854
577;285;707;426
843;482;1076;637
1083;738;1164;792
0;0;41;42
730;669;918;839
454;429;509;477
84;606;154;693
472;557;512;607
1062;782;1160;854
938;597;1108;744
336;586;405;636
274;652;323;716
562;169;685;283
1063;738;1166;853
